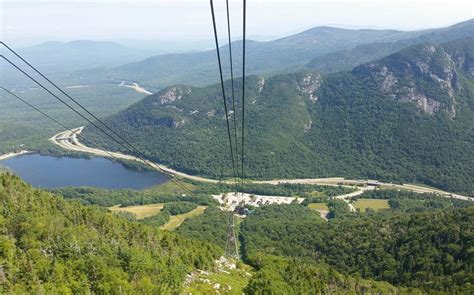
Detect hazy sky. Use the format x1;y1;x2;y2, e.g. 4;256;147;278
1;0;473;48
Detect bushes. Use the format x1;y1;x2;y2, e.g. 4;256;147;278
141;211;171;227
162;201;197;215
54;186;217;207
243;254;412;294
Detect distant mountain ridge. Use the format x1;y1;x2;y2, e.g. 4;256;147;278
83;38;474;194
15;40;161;72
306;19;474;74
102;19;474;88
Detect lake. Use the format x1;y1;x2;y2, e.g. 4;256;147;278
0;154;168;189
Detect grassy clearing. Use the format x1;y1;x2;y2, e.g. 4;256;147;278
308;203;329;211
353;199;389;212
161;206;206;231
109;203;163;219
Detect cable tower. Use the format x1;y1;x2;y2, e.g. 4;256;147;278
209;0;247;259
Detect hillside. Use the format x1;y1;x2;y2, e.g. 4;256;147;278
2;21;472;158
0;173;421;293
240;203;474;293
0;173;221;293
176;191;473;293
82;38;474;194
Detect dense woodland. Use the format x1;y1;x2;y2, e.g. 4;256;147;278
54;185;215;207
1;172;473;293
0;174;221;293
243;254;415;294
240;204;474;293
172;188;474;293
83;38;474;195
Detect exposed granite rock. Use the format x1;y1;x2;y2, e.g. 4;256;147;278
158;86;191;105
355;42;472;119
297;73;322;102
257;77;265;92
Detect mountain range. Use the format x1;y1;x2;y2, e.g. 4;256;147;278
97;19;474;89
82;37;474;195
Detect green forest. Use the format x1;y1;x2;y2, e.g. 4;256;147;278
0;173;221;293
174;187;474;293
82;38;474;195
1;171;473;293
239;204;474;293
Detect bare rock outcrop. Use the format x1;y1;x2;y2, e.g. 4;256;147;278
297;73;322;102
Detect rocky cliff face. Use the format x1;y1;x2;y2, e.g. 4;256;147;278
354;38;473;118
297;73;322;103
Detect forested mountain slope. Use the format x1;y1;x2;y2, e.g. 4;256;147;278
99;20;473;88
83;38;474;194
0;173;221;293
240;204;474;293
176;190;473;293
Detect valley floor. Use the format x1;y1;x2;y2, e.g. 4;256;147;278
49;127;474;203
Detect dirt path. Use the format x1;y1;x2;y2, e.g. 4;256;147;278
333;187;375;211
50;127;474;203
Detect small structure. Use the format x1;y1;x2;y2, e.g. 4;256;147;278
367;180;381;187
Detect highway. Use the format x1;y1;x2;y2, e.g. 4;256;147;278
49;127;474;203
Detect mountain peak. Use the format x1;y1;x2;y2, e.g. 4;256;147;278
353;38;474;117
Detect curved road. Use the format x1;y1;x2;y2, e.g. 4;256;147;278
49;127;473;203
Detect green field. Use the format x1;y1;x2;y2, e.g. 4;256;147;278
109;203;164;219
308;203;329;211
161;206;207;231
353;199;390;212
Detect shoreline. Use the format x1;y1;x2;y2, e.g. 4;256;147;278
50;127;474;202
0;150;32;161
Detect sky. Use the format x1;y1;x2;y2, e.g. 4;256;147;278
1;0;473;49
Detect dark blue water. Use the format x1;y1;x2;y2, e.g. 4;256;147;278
0;154;167;189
